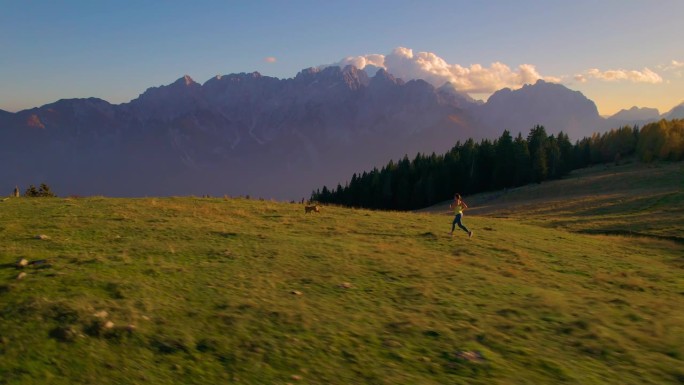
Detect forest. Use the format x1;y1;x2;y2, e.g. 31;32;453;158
311;119;684;210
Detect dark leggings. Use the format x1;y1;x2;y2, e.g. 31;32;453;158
452;213;470;233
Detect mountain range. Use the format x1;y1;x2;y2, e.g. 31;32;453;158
1;65;682;199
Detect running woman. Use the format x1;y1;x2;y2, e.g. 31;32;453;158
449;193;473;238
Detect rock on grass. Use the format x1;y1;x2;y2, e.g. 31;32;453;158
49;326;80;342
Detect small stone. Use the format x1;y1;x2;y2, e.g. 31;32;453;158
456;350;485;362
16;272;27;280
35;234;50;240
291;374;303;381
17;258;29;268
383;339;402;348
125;324;136;332
103;321;115;329
50;326;78;342
94;311;108;319
340;282;352;289
291;290;303;296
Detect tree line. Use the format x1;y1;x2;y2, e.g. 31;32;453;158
311;119;683;210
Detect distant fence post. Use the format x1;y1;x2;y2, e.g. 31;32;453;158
13;186;19;197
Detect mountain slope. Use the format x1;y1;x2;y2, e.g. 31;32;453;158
664;102;684;119
609;106;660;121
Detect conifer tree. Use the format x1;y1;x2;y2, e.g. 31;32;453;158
513;133;531;186
494;130;516;188
528;125;549;183
556;132;574;175
24;185;39;197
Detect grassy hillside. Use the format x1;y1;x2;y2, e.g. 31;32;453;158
428;160;684;243
1;164;683;384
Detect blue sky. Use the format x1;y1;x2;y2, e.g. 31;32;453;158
2;0;682;115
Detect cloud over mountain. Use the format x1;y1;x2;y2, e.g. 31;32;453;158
574;67;663;83
331;47;560;93
661;60;684;79
661;60;684;71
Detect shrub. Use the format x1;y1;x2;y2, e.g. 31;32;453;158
24;183;57;197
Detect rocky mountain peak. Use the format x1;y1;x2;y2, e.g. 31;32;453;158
294;67;321;82
370;68;403;87
437;82;481;107
128;75;205;120
610;106;660;121
170;75;200;88
488;79;598;112
477;79;602;139
291;65;370;91
204;72;267;86
340;65;370;89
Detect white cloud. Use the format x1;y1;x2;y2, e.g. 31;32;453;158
575;67;663;84
331;47;559;93
661;60;684;78
660;59;684;71
264;57;277;63
336;54;384;70
573;74;588;83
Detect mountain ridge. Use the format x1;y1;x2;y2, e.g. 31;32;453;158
0;66;678;199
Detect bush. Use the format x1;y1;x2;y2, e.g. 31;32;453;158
24;183;57;197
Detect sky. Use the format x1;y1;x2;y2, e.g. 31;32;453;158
1;0;682;116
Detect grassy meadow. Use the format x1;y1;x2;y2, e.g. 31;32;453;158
1;161;683;384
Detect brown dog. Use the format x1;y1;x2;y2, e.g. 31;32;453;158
304;205;320;214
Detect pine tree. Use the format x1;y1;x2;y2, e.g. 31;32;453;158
38;183;56;197
556;131;574;175
528;125;549;183
494;130;516;188
513;133;531;186
24;185;39;197
475;139;496;191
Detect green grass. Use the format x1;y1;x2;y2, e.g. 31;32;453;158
448;160;684;242
1;163;683;385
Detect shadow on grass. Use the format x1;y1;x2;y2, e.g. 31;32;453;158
578;229;684;244
211;231;240;238
349;231;441;238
